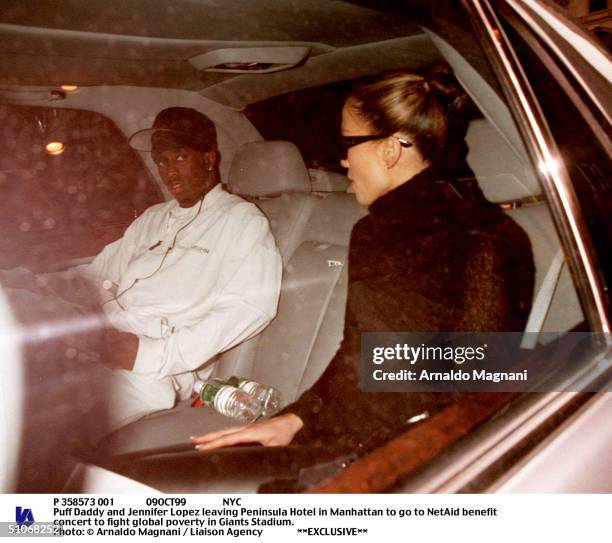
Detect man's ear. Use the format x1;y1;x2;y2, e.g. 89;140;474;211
204;150;219;170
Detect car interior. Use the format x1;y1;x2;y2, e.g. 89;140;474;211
0;0;601;493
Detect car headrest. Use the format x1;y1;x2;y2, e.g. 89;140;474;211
228;140;312;197
309;169;350;192
465;118;541;203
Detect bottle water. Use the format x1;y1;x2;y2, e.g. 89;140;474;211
225;376;282;417
193;380;262;423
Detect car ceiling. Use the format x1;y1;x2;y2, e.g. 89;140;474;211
0;0;421;44
0;0;435;107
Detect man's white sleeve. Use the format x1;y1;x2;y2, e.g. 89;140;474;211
80;213;146;298
81;211;167;336
132;214;282;377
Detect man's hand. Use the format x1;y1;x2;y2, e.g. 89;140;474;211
190;413;304;451
103;328;139;370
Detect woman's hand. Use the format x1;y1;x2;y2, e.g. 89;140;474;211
190;413;304;451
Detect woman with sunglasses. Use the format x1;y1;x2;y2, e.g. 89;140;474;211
191;63;534;467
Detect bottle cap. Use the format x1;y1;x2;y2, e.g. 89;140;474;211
193;380;204;396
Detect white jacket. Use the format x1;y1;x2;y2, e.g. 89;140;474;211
84;184;282;381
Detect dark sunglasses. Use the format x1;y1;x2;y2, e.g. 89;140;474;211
339;134;412;158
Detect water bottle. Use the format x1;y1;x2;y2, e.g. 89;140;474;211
224;376;282;417
193;380;262;422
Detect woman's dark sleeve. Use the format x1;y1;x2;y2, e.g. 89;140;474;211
279;235;534;441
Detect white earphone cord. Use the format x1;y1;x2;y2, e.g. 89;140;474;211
104;197;205;309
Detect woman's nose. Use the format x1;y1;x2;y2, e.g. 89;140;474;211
340;157;349;169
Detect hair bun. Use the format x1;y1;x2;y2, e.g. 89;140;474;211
424;63;469;115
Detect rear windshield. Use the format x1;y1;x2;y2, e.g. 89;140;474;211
245;80;355;173
0;105;162;271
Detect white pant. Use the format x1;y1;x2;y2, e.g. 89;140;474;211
104;370;177;431
0;267;214;439
102;364;214;433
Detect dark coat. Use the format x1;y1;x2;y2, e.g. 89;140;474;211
284;162;535;454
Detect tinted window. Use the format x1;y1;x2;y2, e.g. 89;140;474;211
589;0;607;13
245;80;355;173
499;11;611;306
0;105;162;271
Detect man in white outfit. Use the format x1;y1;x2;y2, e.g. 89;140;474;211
81;107;282;430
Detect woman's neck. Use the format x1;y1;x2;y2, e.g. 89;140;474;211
387;156;430;193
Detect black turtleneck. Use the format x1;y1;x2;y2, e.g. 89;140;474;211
284;161;535;454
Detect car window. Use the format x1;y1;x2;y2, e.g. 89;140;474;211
0;1;608;495
497;6;611;329
0;104;162;272
245;45;584;339
245;77;484;176
245;80;354;173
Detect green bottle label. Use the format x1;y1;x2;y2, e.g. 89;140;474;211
226;376;240;387
200;381;223;404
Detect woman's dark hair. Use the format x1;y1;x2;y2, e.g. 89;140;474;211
347;62;471;163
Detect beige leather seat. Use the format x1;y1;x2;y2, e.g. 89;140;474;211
466;118;583;337
99;141;365;456
215;145;366;399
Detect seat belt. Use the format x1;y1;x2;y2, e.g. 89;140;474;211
520;248;565;349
